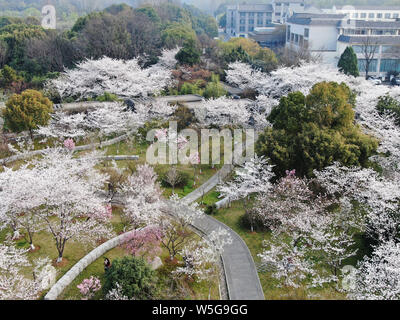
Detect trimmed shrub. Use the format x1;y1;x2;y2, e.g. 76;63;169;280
103;256;157;300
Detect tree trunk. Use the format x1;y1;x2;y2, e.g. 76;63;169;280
365;62;370;80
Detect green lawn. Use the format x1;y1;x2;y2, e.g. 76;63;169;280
0;205;221;300
58;237;221;300
0;208;126;296
99;138;224;199
207;198;351;300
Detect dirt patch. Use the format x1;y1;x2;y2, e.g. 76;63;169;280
29;245;41;253
52;257;70;268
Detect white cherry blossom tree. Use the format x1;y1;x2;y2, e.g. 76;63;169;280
47;49;178;101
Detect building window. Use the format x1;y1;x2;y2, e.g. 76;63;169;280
371;29;396;35
361;13;367;18
382;45;398;53
352;13;359;18
240;12;246;17
394;14;399;18
266;12;272;17
352;45;363;53
377;13;382;19
249;12;255;17
257;19;263;26
276;12;281;16
240;19;246;25
287;25;291;41
304;28;309;38
368;13;375;19
249;19;254;25
385;13;391;19
240;26;245;32
380;59;400;72
358;59;378;72
258;13;264;18
249;26;254;32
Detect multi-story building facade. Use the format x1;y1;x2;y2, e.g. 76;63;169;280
325;5;400;21
337;19;400;75
225;1;311;38
286;12;400;75
226;4;274;37
271;0;306;23
286;13;346;64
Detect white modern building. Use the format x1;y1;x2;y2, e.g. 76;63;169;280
286;13;346;64
286;12;400;75
271;0;306;23
325;5;400;21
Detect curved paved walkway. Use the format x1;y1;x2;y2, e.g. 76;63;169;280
181;138;265;300
45;132;264;300
189;212;264;300
0;130;136;165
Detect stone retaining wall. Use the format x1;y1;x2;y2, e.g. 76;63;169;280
44;231;133;300
0;130;135;165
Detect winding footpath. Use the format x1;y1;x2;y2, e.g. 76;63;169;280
0;130;136;165
181;142;265;300
43;132;264;300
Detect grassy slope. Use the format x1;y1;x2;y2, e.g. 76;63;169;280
203;195;351;300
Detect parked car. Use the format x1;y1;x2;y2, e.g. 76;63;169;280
391;77;400;86
367;76;382;85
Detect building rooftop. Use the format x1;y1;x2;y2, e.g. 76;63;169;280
249;25;286;34
335;5;400;11
273;0;305;3
287;12;346;25
226;4;273;12
354;19;400;28
338;35;400;45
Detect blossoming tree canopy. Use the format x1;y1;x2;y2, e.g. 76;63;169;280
36;100;176;140
0;148;115;263
0;242;51;300
47;48;179;100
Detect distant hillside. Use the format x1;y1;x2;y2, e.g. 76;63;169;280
182;0;400;15
307;0;400;8
0;0;140;29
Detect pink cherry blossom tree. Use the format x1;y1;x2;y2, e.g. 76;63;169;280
123;226;163;263
77;276;102;300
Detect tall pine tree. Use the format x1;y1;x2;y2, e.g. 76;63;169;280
338;46;360;77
